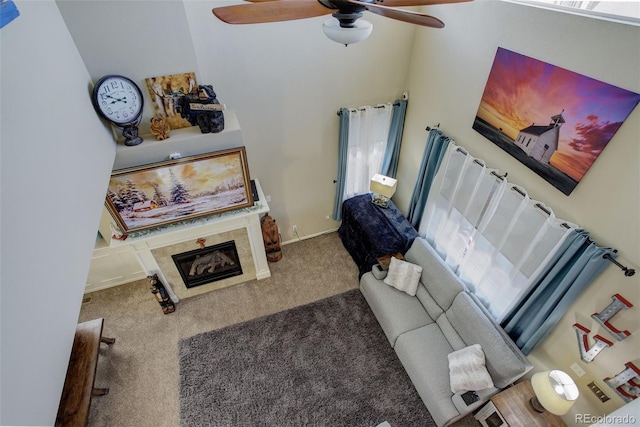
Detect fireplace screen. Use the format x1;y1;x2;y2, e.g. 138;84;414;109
172;241;242;289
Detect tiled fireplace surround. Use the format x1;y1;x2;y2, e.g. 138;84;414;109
102;179;271;302
151;226;259;299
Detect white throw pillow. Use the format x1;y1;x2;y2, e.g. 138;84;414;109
448;344;494;393
383;257;423;296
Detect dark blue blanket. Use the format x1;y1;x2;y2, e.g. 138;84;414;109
338;194;419;277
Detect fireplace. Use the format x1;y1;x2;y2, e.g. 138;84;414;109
171;241;243;289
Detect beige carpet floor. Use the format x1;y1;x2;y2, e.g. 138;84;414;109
79;232;479;427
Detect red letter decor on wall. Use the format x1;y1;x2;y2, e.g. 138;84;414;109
591;294;633;341
572;323;614;363
604;362;640;403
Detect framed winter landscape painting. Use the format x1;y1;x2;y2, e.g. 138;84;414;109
105;147;252;233
473;47;640;195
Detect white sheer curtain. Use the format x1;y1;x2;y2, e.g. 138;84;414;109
342;104;393;199
419;142;575;322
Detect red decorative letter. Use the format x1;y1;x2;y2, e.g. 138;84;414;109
572;323;613;363
604;362;640;403
592;294;633;341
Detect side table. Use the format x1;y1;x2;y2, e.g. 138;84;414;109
475;380;567;427
376;253;404;270
372;253;404;279
338;194;418;277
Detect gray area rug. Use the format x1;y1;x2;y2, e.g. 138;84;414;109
179;289;435;427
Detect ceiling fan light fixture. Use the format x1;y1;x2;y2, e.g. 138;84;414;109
322;18;372;46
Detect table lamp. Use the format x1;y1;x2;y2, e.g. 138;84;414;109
530;370;579;415
370;174;397;208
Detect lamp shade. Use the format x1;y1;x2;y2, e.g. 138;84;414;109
370;174;397;198
531;370;579;415
322;18;372;46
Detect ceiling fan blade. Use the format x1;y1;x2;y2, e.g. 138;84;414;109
243;0;470;4
243;0;314;3
348;0;444;28
213;1;330;24
370;0;471;7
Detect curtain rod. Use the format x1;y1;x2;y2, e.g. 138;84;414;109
425;123;440;131
454;147;635;277
336;102;401;116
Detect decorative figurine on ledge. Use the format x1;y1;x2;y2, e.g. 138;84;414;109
121;124;143;146
110;223;127;241
150;114;170;140
149;274;175;314
261;213;282;262
177;84;225;133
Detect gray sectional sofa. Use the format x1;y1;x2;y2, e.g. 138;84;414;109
360;237;532;427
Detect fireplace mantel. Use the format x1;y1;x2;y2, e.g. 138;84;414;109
99;179;270;302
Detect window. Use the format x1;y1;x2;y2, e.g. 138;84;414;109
342;105;393;199
507;0;640;25
419;143;573;321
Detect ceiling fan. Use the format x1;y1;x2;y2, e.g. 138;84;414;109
212;0;472;46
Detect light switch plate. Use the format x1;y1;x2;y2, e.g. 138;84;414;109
571;362;586;377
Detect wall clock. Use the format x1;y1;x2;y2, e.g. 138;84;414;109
92;75;144;146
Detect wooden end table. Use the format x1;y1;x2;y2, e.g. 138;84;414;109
376;252;404;270
475;380;567;427
56;318;115;427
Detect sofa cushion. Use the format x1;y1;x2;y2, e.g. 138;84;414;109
435;312;465;351
404;239;465;311
445;293;532;388
360;273;433;347
384;257;423;296
448;344;494;393
394;324;459;427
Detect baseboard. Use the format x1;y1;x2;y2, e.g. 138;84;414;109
85;228;340;294
85;273;147;294
281;227;339;246
256;270;272;280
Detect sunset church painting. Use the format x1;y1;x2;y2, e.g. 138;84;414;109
473;47;640;195
514;111;564;165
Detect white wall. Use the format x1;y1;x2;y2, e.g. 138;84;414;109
56;0;200;136
183;1;416;241
0;1;117;424
396;1;640;424
58;0;416;244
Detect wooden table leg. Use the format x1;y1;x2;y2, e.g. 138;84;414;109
100;336;116;345
92;388;109;397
